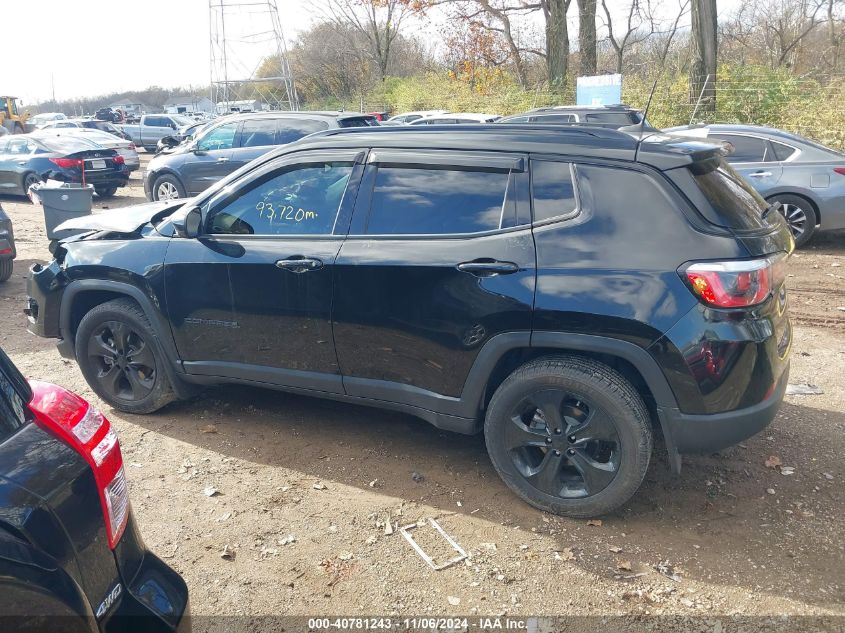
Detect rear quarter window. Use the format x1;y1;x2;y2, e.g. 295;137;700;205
687;159;774;231
0;348;30;441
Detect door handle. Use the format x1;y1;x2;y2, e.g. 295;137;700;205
748;171;772;178
216;157;229;163
456;259;519;277
275;256;323;273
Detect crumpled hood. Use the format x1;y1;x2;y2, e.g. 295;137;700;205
55;198;194;234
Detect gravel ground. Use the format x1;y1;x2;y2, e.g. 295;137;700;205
1;154;843;630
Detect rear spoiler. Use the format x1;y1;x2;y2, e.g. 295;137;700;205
634;132;729;170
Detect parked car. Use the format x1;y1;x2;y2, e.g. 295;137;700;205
42;118;133;142
26;125;793;518
665;123;845;246
28;112;67;130
499;104;652;129
408;112;501;125
0;135;129;198
0;346;190;631
0;203;14;282
385;110;449;125
33;128;141;173
95;107;123;123
119;114;195;153
144;111;380;201
156;121;210;154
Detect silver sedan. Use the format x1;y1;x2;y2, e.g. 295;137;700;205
666;123;845;246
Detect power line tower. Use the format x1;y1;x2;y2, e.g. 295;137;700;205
208;0;299;114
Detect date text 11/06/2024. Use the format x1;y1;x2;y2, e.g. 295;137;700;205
307;617;530;630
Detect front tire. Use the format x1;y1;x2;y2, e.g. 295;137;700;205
484;356;652;518
152;174;186;201
75;298;176;414
768;194;817;247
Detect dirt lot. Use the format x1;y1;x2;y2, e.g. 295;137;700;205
1;154;844;628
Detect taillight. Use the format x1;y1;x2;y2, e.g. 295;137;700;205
833;167;845;176
681;254;787;308
49;157;83;168
112;154;125;165
28;381;129;549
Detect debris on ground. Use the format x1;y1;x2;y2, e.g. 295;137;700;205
400;518;467;571
411;471;425;483
765;455;782;469
786;383;824;395
204;486;220;497
220;544;236;560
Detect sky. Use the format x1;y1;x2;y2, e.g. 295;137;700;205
6;0;742;105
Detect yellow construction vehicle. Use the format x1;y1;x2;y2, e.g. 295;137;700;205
0;97;30;134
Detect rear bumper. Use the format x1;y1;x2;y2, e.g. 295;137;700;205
661;362;789;454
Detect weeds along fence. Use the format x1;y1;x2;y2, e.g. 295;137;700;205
333;66;845;150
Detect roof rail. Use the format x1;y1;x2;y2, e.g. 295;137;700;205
315;123;634;141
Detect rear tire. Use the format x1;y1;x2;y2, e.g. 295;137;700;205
75;298;176;414
767;194;817;247
22;172;39;196
484;355;652;518
0;259;12;282
94;185;118;198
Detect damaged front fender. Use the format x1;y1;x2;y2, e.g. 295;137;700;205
54;198;193;235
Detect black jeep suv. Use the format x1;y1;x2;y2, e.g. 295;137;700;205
26;126;793;517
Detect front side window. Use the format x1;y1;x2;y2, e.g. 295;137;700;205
365;165;511;235
198;122;238;151
206;161;353;236
531;160;577;222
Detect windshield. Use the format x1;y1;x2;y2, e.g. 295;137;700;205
171;115;194;126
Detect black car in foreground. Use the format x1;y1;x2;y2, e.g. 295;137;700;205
0;347;189;631
0;135;130;197
0;202;14;282
27;125;793;517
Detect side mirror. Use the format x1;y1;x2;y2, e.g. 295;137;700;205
191;144;206;155
172;207;201;238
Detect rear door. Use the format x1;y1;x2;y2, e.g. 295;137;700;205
333;149;535;401
0;138;14;191
709;133;783;195
180;120;240;195
172;149;365;391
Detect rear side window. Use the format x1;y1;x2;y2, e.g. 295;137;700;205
690;159;771;231
537;114;576;124
531;160;577;222
0;348;29;441
771;141;796;161
711;134;769;162
366;166;511;235
275;119;330;145
584;112;637;125
239;119;277;148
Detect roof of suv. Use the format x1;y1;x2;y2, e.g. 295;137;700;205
213;110;376;123
274;125;722;170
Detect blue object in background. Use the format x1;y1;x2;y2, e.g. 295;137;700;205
576;74;623;105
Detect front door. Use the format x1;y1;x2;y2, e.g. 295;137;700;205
333;150;536;402
181;120;240;195
170;149;365;392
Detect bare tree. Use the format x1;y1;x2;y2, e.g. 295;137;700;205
320;0;418;81
690;0;717;111
600;0;655;73
577;0;598;75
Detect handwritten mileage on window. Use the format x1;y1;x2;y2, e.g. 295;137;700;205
256;200;318;224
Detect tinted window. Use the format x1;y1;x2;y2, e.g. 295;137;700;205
338;116;379;128
502;116;529;123
536;114;576;123
711;134;768;163
276;119;330;144
239;119;277;147
145;116;165;127
771;141;796;161
405;115;422;122
691;159;771;230
584;112;636;125
366;166;510;235
207;161;353;235
0;347;30;441
198;122;238;151
531;160;577;222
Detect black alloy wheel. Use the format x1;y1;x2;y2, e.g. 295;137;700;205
87;320;157;401
506;389;620;499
